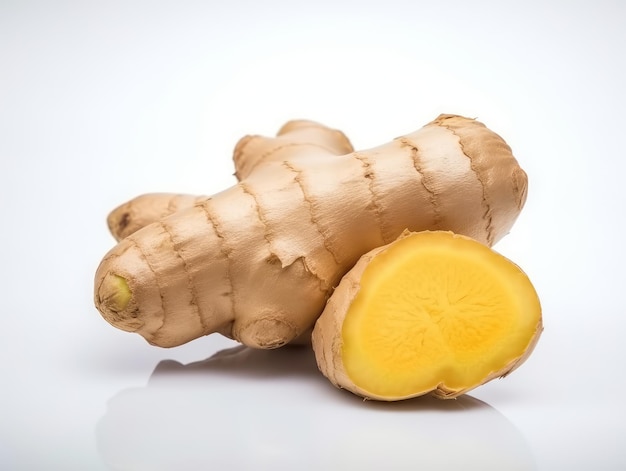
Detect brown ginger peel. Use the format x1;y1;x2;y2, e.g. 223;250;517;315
106;120;353;242
94;115;528;349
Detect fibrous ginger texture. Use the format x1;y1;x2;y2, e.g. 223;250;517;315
312;231;542;401
94;115;528;349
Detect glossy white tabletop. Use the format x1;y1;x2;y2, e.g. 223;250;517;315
1;1;625;469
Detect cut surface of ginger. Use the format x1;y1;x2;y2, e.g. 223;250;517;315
341;231;541;399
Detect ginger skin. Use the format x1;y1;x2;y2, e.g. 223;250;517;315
94;115;528;349
106;120;353;242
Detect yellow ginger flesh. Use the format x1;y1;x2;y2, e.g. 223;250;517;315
313;231;542;400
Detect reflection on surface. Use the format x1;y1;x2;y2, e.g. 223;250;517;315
97;346;536;470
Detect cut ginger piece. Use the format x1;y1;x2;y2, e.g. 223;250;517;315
312;230;542;401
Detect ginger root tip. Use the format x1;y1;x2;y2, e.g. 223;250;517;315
98;273;132;313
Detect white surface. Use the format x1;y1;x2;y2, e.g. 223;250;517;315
1;1;625;470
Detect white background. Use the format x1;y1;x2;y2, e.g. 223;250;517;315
1;1;625;469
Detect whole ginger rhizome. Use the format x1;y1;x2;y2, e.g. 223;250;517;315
94;115;541;401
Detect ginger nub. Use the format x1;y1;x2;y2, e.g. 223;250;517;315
340;231;541;400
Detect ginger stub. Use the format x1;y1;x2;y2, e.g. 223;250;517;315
312;231;542;401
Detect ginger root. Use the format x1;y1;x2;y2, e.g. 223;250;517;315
94;115;528;349
312;231;542;401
